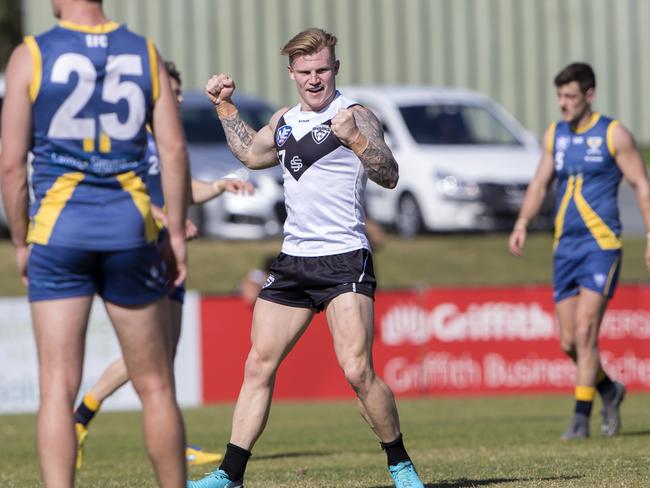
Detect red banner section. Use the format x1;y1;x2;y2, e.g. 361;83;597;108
200;285;650;403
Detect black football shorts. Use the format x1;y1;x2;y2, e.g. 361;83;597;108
258;248;376;312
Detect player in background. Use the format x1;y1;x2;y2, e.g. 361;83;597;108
509;62;650;439
73;60;253;469
188;28;425;488
0;0;188;486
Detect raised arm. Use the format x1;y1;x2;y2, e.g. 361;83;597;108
205;73;281;169
612;123;650;270
508;126;556;257
0;43;33;284
331;106;398;189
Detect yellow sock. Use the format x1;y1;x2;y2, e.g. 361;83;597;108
575;385;596;402
83;392;101;412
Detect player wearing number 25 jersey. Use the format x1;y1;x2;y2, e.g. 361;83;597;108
24;21;169;304
0;1;189;485
27;21;159;251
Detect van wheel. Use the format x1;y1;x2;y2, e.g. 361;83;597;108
396;193;423;237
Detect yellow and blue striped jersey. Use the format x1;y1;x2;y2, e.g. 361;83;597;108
26;21;160;250
550;113;622;252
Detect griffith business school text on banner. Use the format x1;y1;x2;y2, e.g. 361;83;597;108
201;285;650;402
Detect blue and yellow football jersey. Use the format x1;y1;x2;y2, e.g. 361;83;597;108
144;130;164;208
549;113;622;253
26;21;161;250
549;113;622;302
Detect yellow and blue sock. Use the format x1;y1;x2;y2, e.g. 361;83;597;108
574;385;596;417
74;392;101;427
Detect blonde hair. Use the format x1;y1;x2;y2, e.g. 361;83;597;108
281;28;337;65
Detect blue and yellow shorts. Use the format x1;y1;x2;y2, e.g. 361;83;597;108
553;246;622;303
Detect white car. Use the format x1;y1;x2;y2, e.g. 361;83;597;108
341;85;553;235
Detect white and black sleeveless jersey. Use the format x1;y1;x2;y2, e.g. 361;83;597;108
274;91;370;257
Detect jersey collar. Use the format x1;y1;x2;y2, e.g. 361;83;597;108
58;20;120;34
573;112;601;134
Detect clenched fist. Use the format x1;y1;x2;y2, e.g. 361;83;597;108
331;108;361;146
205;73;236;106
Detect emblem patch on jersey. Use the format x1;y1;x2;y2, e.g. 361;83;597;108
276;125;292;147
593;273;606;288
262;274;275;289
586;136;603;155
289;156;303;172
311;124;331;144
557;136;571;151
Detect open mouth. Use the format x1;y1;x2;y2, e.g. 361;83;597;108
307;86;324;94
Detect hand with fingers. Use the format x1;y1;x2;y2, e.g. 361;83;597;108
331;108;361;146
205;73;236;106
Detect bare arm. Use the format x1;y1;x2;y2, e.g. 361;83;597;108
152;48;189;285
0;43;33;284
190;177;253;205
331;106;399;189
219;111;280;169
612;123;650;270
508;127;556;256
205;73;280;169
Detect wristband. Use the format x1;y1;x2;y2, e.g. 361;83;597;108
514;218;528;231
349;132;369;155
216;100;238;119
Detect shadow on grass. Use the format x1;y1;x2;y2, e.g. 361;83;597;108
370;474;582;488
253;451;333;461
619;430;650;437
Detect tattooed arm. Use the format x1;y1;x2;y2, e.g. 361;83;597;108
219;109;286;169
205;73;281;169
331;106;399;189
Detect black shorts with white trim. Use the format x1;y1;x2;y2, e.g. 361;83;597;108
258;248;376;312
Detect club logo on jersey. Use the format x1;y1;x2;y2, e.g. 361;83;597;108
290;156;303;172
593;273;606;288
311;124;331;144
262;274;275;289
586;136;603;155
557;136;571;151
276;125;292;147
585;136;604;163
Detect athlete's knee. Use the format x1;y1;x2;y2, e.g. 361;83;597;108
243;349;279;385
574;317;599;349
39;384;78;410
340;357;374;394
132;373;174;403
39;368;83;406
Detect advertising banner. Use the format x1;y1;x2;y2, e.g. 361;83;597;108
0;293;202;414
201;285;650;402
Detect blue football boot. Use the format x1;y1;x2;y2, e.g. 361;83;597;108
187;468;243;488
389;461;425;487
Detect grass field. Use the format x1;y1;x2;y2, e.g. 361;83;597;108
1;395;649;487
0;233;648;296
